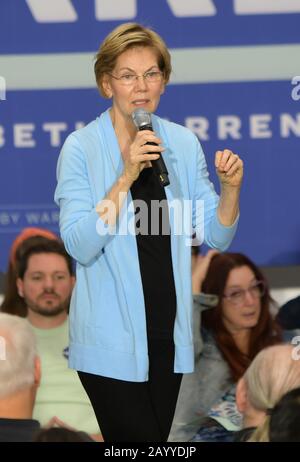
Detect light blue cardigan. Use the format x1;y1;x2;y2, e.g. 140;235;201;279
54;109;238;382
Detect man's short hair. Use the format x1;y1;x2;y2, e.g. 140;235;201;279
16;237;74;279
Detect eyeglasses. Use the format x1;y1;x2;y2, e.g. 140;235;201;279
108;71;164;86
223;281;266;306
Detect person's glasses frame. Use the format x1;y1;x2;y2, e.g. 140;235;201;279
108;70;164;86
222;280;266;306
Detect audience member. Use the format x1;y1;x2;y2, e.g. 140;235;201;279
235;344;300;442
0;313;41;442
1;227;58;317
1;232;102;440
276;295;300;330
169;252;282;442
269;386;300;442
34;427;94;442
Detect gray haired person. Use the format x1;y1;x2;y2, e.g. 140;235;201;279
0;313;41;442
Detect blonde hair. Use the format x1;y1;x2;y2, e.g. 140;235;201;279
94;22;171;97
0;313;37;399
244;344;300;442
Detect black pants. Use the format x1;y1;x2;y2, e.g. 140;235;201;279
78;339;182;442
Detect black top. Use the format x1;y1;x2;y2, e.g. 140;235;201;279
130;167;177;339
0;418;40;442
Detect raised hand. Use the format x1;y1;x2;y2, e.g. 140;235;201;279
215;149;243;189
192;249;219;294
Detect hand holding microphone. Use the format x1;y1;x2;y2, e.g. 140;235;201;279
132;108;170;187
122;129;163;184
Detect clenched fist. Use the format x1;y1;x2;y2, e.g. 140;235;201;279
215;149;243;188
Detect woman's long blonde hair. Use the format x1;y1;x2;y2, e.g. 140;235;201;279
244;344;300;442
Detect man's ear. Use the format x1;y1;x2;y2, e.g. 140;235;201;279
236;377;248;413
16;278;24;298
71;276;76;289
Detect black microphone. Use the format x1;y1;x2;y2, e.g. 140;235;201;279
132;108;170;187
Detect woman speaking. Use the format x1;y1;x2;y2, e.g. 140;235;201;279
54;22;243;442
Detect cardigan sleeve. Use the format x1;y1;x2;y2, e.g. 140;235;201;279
192;135;239;251
54;133;115;265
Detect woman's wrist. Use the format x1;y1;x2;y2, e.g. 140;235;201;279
119;172;134;190
120;171;135;188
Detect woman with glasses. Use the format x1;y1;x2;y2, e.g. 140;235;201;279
170;252;283;442
54;23;243;442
